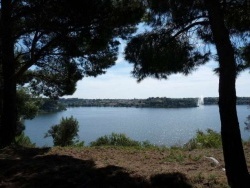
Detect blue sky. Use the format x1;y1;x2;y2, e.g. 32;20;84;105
64;24;250;99
66;43;250;99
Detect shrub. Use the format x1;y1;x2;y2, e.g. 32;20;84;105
90;133;154;147
90;133;139;147
15;132;36;147
184;129;222;150
45;116;81;147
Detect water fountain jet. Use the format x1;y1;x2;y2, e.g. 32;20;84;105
197;96;204;106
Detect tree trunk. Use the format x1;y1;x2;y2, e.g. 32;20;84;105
204;0;250;187
0;0;17;148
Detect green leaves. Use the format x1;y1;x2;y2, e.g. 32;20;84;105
184;129;222;150
17;88;40;120
13;0;145;98
125;0;250;81
29;61;83;98
45;116;80;147
90;133;154;148
125;30;209;81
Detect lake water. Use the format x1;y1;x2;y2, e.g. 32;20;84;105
24;105;250;147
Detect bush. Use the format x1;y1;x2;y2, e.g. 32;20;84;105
90;133;139;147
15;132;36;147
184;129;222;150
90;133;154;147
45;116;82;147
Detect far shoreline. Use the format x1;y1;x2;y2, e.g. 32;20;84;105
58;97;250;108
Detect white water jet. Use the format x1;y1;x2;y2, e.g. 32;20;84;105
197;95;204;106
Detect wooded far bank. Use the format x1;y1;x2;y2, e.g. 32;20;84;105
57;97;250;108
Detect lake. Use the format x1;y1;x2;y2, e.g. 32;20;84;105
24;105;250;147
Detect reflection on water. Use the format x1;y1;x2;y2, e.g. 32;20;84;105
24;105;250;147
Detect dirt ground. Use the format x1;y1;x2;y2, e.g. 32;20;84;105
1;145;250;188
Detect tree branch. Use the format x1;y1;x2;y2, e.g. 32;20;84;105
14;36;61;79
171;20;209;39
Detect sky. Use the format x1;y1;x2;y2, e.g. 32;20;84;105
65;43;250;99
62;23;250;99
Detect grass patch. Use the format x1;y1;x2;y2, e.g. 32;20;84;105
188;154;202;161
164;150;187;163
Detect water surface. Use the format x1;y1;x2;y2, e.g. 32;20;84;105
24;105;250;147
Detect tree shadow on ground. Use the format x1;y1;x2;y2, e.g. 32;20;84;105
0;147;192;188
